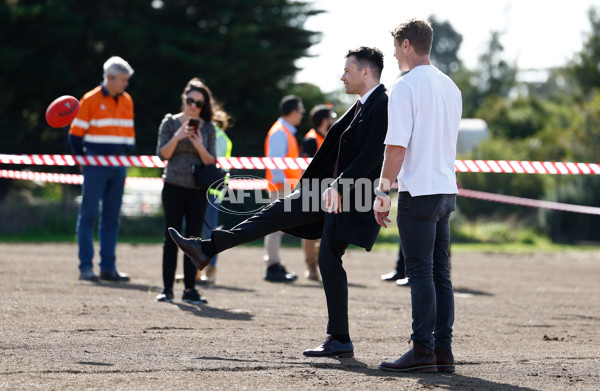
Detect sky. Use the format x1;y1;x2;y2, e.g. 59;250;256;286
294;0;598;92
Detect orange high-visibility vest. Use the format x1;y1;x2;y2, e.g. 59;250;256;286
304;128;325;151
264;121;301;191
70;86;135;153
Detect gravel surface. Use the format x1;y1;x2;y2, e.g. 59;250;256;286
1;243;598;390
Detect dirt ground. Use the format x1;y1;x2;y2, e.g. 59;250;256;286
1;242;599;390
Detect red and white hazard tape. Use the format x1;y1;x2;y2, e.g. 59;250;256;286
454;159;600;175
0;169;269;191
1;154;599;175
458;188;600;216
2;169;599;215
0;154;165;168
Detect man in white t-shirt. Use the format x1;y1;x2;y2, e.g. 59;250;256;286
374;18;462;374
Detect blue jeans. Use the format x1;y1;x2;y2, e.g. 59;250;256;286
397;192;456;350
202;193;220;267
77;166;126;273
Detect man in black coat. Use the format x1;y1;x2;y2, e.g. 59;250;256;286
169;46;388;358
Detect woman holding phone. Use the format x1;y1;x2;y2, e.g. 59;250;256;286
155;78;217;304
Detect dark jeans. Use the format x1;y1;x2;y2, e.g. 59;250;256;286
77;166;126;272
212;191;357;335
162;183;208;290
397;192;456;350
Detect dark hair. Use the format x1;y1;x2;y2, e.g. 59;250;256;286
181;78;214;122
310;104;333;129
279;95;302;116
213;108;233;131
346;47;384;80
391;19;433;56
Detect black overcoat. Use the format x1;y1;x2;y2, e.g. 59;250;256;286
284;84;388;250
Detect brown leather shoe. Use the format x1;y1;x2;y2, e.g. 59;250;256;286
168;227;210;270
379;341;438;373
434;346;455;373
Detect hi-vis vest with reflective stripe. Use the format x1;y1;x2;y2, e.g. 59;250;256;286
70;86;135;152
264;121;302;191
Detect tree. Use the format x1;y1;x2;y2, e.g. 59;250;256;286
569;6;600;97
429;15;463;76
0;0;322;157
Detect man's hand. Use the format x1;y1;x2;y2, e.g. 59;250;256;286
373;195;391;228
322;187;343;214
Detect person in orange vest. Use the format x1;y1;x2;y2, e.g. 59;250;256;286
263;95;305;282
300;104;336;281
70;56;135;283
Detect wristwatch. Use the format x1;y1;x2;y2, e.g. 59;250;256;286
375;188;390;198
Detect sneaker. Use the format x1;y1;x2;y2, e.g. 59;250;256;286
156;288;174;302
79;269;99;282
381;270;406;281
182;289;207;304
396;278;410;286
264;263;297;283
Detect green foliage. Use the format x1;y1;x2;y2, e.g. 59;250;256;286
539;176;600;243
457;136;550;222
569;7;600;97
0;0;322;157
475;96;546;139
457;31;517;116
452;219;550;246
429;15;463;76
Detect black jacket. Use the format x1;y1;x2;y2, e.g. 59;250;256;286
284;84;388;250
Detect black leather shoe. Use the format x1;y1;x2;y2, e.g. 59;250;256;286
99;270;130;282
379;341;438;373
303;337;354;358
381;270;406;281
168;227;210;270
264;263;297;283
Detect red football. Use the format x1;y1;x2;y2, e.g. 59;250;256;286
45;95;80;128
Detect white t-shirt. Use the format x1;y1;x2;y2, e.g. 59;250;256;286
385;65;462;196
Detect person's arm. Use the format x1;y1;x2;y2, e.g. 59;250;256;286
189;122;216;165
374;82;413;227
157;117;190;160
374;145;406;227
267;130;288;184
69;95;90;155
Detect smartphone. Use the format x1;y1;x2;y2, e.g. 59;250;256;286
188;118;200;131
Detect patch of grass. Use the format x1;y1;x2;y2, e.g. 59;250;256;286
451;241;600;253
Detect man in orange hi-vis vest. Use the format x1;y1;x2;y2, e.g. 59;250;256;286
263;95;304;282
69;56;135;283
300;104;336;281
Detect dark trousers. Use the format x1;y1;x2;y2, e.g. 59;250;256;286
212;191;353;335
397;192;456;350
162;183;207;290
319;213;350;335
211;191;324;253
395;242;406;278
